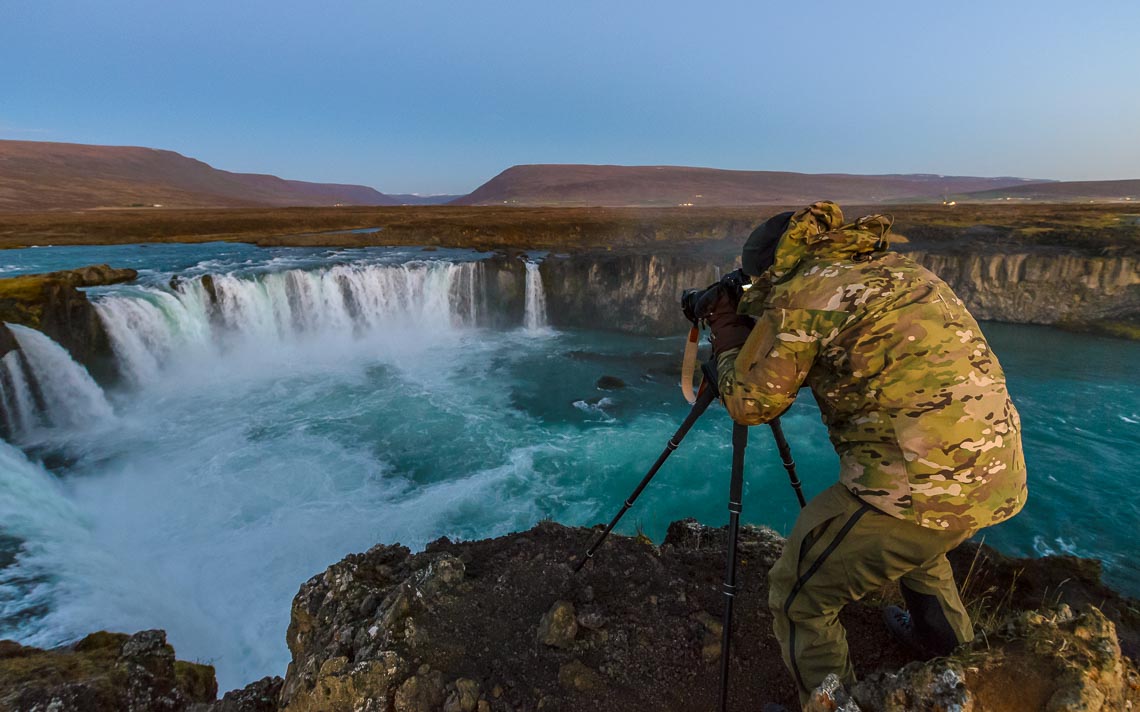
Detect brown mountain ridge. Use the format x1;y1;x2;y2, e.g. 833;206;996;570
961;178;1140;202
452;164;1049;207
0;140;432;211
5;140;1136;212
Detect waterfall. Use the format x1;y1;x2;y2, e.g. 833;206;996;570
0;350;40;439
5;325;113;434
94;287;213;386
0;439;90;636
95;260;489;386
523;261;548;331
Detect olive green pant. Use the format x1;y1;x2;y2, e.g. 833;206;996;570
767;483;975;703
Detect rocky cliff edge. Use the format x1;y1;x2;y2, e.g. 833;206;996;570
0;264;136;379
5;520;1137;712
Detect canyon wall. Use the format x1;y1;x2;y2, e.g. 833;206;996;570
903;250;1140;329
540;253;726;334
536;248;1140;337
0;246;1135;402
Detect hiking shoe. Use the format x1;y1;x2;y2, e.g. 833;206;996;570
883;604;934;658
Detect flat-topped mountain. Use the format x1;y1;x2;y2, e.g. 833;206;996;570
0;140;430;211
452;164;1048;207
962;178;1140;202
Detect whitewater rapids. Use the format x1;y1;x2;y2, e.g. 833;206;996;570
0;244;1136;692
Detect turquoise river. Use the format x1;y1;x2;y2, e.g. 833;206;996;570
0;243;1136;691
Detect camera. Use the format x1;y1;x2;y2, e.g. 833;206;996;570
680;268;749;325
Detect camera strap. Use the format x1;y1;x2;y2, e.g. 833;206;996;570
680;325;701;404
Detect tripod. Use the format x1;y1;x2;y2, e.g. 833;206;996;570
573;367;806;712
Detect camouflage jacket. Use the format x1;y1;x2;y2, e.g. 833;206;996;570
716;201;1027;531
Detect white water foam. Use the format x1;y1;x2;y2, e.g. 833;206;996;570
0;440;94;636
572;397;616;422
0;326;560;690
523;261;548;331
0;350;39;439
0;257;558;689
7;324;114;432
96;261;489;386
0;254;573;689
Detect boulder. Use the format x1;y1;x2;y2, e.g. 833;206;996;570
54;264;137;288
442;677;481;712
557;660;604;693
537;600;578;648
805;674;861;712
594;376;626;390
394;669;445;712
278;542;464;712
832;604;1132;712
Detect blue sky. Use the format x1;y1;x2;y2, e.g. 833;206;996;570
3;0;1138;194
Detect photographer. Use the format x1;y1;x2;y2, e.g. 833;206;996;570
706;201;1027;705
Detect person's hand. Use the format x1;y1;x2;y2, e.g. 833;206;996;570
706;287;754;355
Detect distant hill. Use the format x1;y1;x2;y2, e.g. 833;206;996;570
385;193;464;206
0;140;406;211
960;179;1140;202
452;164;1048;207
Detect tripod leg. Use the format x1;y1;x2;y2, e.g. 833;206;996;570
719;422;748;712
770;418;806;509
573;383;716;573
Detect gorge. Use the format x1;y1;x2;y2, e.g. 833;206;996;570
0;235;1136;709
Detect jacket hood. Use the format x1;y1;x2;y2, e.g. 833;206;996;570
767;200;895;280
738;201;895;312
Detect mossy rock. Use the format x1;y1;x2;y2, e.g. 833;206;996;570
0;641;129;690
0;265;136;378
175;659;219;702
0;630;217;710
74;631;130;653
1090;319;1140;340
0;640;31;660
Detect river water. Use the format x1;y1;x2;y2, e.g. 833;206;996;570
0;243;1137;691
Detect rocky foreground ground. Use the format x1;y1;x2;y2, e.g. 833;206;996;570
2;520;1138;712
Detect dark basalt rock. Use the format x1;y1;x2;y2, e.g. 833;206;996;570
540;253;725;336
53;264;137;288
902;250;1140;336
6;521;1136;710
0;264;138;381
277;519;834;711
272;519;1140;711
200;274;219;305
594;376;625;390
474;257;527;329
534;248;1140;339
209;676;284;712
0;323;19;359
